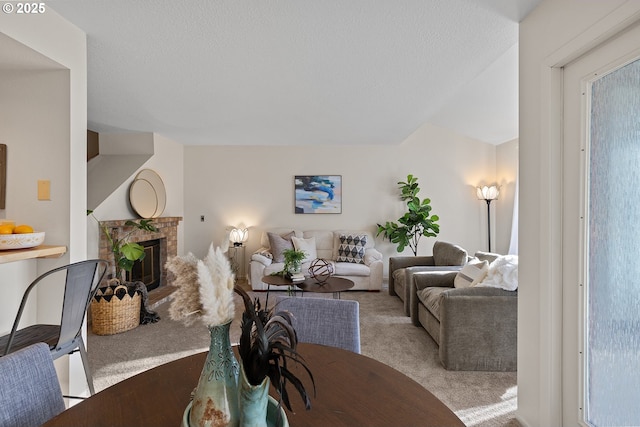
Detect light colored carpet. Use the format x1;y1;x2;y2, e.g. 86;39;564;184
87;290;519;427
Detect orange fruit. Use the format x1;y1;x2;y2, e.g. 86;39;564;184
0;225;14;234
13;224;34;234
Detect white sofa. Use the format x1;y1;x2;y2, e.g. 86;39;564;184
248;229;383;291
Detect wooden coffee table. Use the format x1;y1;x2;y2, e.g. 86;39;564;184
298;276;354;298
262;275;354;303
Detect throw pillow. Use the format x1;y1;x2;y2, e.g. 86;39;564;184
433;241;468;266
267;231;294;263
454;259;489;288
291;236;317;264
337;234;367;264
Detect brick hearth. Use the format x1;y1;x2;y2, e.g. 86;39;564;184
98;216;182;288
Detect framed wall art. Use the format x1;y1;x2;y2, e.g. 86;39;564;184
294;175;342;214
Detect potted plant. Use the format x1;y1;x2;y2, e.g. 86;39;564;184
282;248;306;276
88;210;158;281
235;286;315;426
376;174;440;256
88;210;159;334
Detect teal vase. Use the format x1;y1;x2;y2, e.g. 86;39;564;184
238;362;270;427
189;321;240;427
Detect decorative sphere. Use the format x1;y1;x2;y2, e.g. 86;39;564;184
308;258;334;284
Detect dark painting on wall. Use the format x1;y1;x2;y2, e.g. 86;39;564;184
294;175;341;214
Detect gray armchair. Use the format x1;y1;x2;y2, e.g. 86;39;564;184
410;253;517;371
389;241;467;316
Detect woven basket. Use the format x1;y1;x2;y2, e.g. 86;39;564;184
91;284;141;335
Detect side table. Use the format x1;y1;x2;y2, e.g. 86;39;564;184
227;245;246;283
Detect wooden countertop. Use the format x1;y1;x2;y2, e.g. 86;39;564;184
0;245;67;264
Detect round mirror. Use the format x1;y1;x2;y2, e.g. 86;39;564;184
129;169;166;218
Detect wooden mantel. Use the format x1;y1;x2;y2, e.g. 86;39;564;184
0;245;67;264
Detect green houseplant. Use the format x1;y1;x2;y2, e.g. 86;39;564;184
282;248;306;275
88;210;158;281
376;174;440;256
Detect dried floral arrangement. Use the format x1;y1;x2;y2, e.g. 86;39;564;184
166;244;235;326
235;286;315;412
166;243;315;415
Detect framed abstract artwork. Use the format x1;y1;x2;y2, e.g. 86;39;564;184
294;175;342;214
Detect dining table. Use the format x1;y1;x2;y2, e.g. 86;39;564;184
43;343;465;427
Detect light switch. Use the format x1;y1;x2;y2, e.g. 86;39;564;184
38;180;51;201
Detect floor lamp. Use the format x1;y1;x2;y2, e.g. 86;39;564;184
477;185;499;252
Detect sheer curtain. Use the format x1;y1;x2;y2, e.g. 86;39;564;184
508;172;518;255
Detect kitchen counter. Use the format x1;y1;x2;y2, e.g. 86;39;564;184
0;245;67;264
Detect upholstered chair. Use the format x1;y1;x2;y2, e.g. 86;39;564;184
388;241;468;316
273;296;361;353
0;343;66;427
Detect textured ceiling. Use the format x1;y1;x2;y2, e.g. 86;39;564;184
48;0;540;146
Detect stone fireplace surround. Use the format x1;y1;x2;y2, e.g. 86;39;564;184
98;216;182;288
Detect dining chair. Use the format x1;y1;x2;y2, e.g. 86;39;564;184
273;296;361;353
0;342;66;427
0;259;108;395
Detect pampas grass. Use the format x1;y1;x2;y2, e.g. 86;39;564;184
167;244;235;327
166;252;201;326
197;245;235;326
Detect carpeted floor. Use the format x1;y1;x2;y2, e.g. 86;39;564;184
87;289;519;427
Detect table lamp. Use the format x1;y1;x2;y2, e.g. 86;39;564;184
230;228;249;247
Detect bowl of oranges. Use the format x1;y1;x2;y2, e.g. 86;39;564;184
0;222;45;250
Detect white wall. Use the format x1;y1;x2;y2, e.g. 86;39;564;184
87;132;153;210
0;9;87;265
89;133;185;257
0;68;71;322
518;1;639;425
0;9;87;397
183;123;509;275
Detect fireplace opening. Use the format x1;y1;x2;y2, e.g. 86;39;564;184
126;239;162;291
98;217;181;291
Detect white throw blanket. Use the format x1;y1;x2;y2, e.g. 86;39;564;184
477;255;518;291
